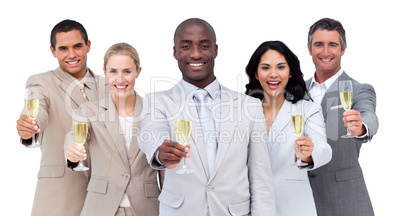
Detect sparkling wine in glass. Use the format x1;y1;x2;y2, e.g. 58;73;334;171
174;120;193;174
290;102;308;166
339;80;356;138
25;87;41;148
73;110;89;171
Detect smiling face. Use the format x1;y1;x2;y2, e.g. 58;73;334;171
309;29;346;77
256;50;291;100
50;30;91;79
104;54;141;99
173;20;218;88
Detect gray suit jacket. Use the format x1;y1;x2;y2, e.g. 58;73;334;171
65;91;163;216
139;81;276;216
306;71;378;216
21;67;105;216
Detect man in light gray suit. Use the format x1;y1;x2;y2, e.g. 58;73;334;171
306;18;379;216
139;18;275;215
16;20;104;215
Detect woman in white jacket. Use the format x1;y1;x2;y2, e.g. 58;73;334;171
245;41;332;216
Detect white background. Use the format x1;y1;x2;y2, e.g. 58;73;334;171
1;0;400;215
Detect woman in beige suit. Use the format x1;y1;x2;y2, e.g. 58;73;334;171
65;42;163;216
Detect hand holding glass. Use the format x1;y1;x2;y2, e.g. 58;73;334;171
290;103;308;166
174;120;193;174
72;110;89;171
339;80;356;138
25;87;41;148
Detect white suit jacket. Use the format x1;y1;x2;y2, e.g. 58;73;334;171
269;99;331;216
139;81;276;216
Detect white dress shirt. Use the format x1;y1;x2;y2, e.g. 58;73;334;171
308;68;343;104
118;115;135;207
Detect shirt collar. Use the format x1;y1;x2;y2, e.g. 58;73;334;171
309;68;344;90
82;69;95;90
64;68;95;89
180;78;221;100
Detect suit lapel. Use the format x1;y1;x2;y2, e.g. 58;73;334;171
209;87;237;181
321;72;350;117
54;67;87;107
321;85;338;118
128;92;142;166
270;100;291;143
168;84;210;178
100;93;130;169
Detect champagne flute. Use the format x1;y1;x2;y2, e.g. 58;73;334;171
290;102;308;166
174;120;193;174
72;109;89;171
339;80;356;138
25;87;41;148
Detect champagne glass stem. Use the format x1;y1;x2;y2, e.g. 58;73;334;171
347;126;352;136
293;134;307;166
28;129;40;148
78;160;84;168
32;133;36;145
297;142;302;163
73;152;89;171
182;158;187;169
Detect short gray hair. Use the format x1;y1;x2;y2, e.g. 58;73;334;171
308;18;346;50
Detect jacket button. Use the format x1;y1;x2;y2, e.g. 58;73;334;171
124;174;130;180
206;185;213;191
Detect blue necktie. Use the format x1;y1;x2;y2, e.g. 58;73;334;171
194;89;217;175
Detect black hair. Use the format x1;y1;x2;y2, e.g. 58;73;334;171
50;19;88;49
245;40;311;103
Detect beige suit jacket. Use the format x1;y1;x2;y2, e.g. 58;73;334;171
65;91;163;216
21;67;105;216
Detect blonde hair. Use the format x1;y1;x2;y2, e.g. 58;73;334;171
103;42;140;70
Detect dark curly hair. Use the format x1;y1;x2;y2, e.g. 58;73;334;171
245;41;310;103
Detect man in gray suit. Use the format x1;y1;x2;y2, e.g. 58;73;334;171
139;18;275;215
16;20;104;215
306;18;379;216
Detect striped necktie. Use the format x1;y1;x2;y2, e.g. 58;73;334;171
194;89;217;175
76;80;89;102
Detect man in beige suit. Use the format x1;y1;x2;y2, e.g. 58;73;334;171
16;19;104;215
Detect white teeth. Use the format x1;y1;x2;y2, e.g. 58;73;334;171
116;85;126;89
268;82;280;84
322;59;331;62
67;61;78;64
189;63;204;67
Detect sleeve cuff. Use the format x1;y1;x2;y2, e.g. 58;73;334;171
357;122;369;138
20;133;38;147
151;150;166;169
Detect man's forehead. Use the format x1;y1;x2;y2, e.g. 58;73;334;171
175;24;215;43
312;30;340;42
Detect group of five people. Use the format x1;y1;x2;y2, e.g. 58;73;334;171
16;17;378;216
